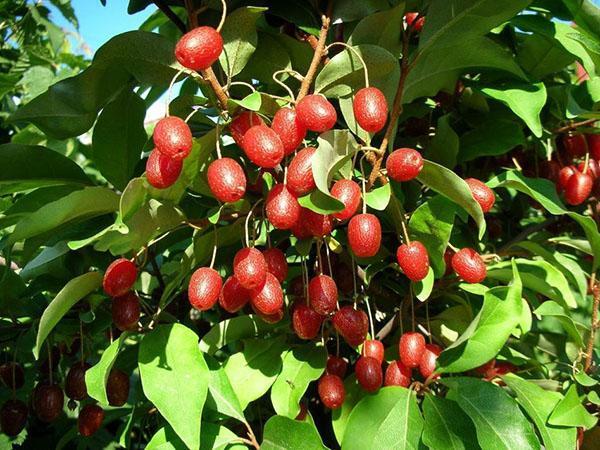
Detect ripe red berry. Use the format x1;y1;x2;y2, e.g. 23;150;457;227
475;359;497;377
0;399;27;436
333;306;369;347
318;374;345;409
271;107;307;155
386;148;423;182
565;171;593;205
103;258;137;298
444;248;454;276
207;157;247;203
405;12;425;32
362;339;385;363
292;303;323;339
188;267;222;311
112;292;141;331
384;360;411;387
263;248;288;283
558;165;577;192
0;362;24;390
296;95;337;132
78;404;104;437
465;178;495;213
229;111;265;147
396;241;429;281
348;213;381;258
153;116;192;160
589;134;600;160
234;247;268;290
331;179;361;221
452;248;487;283
107;369;129;407
562;133;587;158
242;125;285;168
287;147;317;197
175;26;223;70
65;362;90;400
304;209;334;237
266;184;301;230
257;307;284;324
326;355;347;378
309;275;338;315
353;87;388;133
250;272;284;315
419;343;442;379
33;383;64;423
355;356;383;392
399;332;426;368
146;149;183;189
219;276;250;313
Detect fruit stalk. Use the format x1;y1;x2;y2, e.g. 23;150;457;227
554;118;597;134
584;272;599;372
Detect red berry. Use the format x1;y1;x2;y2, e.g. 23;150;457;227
405;12;425;32
33;383;64;423
296;95;337;132
233;247;268;290
107;369;129;407
295;402;308;421
146;149;183;189
475;359;496;377
229;111;265;147
188;267;222;311
465;178;495;213
175;26;223;70
308;275;338;315
543;160;561;182
263;248;288;283
565;171;593;205
493;361;518;376
257;307;284;324
355;356;383;392
577;159;600;179
444;248;454;276
103;258;137;297
558;165;577;192
399;332;426;368
250;272;284;315
0;362;24;390
451;248;487;283
219;276;250;313
589;134;600;160
78;404;104;437
384;360;411;387
207;157;247;203
0;399;27;436
333;306;368;347
287;147;317;197
242;125;285;169
331;179;361;221
562;133;587;158
348;213;381;258
353;87;388;133
292;303;323;340
362;339;385;363
266;184;301;230
112;292;141;331
386;148;423;182
396;241;430;281
65;362;90;400
419;343;442;379
290;209;313;239
153;116;192;160
271;107;307;155
318;374;345;409
304;209;333;237
326;355;347;378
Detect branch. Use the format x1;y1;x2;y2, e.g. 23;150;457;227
554;118;597;134
585;273;599;373
152;0;187;34
296;13;331;102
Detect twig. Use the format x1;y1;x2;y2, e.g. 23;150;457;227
200;67;229;110
554;119;597;134
152;0;187;33
243;420;260;449
296;11;331;102
585;273;599;372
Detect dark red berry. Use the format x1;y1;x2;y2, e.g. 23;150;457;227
333;306;368;347
326;355;347;378
242;125;285;169
419;344;442;379
331;179;361;221
562;133;587;158
250;272;284;315
399;332;426;368
355;356;383;392
385;360;411;387
296;95;337;132
78;404;104;437
405;12;425;32
65;362;91;401
292;303;323;339
318;374;345;409
257;307;284;324
565;171;593;205
465;178;495;213
112;292;141;331
175;26;223;70
295;402;308;421
289;276;305;298
230;111;265;147
386;148;423;182
219;276;250;313
153;116;192;160
362;339;384;363
287;147;317;197
396;241;430;281
589;134;600;160
188;267;222;311
0;399;27;436
451;248;487;283
207;157;246;203
348;213;381;258
234;247;268;290
444;248;454;276
271;107;307;155
107;369;129;407
146;149;182;189
304;209;334;237
103;258;137;298
266;184;301;230
263;248;288;283
353;87;388;133
577;159;600;179
558;165;577;192
33;383;64;423
0;362;24;390
308;275;338;315
475;359;496;377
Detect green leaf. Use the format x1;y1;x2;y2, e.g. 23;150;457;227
548;385;598;429
349;3;405;57
271;342;327;418
365;182;391;211
415;268;435;301
138;324;209;450
147;423;243;450
35;271;102;359
341;387;423;450
459;119;526;162
238;32;292;88
533;301;585;347
298;190;345;214
229;91;262;112
422;395;479;450
516;33;575;79
427;114;459;168
86;333;128;405
205;355;245;424
261;415;327;450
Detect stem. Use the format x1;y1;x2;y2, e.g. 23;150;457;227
272;70;297;102
365;296;375;339
323;42;369;87
585;272;599;372
296;12;331;102
210;225;218;269
152;0;187;33
200;67;229;110
226;81;256;95
166;69;185;116
554;119;597;134
216;0;227;32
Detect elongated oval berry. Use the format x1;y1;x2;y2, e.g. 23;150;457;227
153;116;192;160
452;248;486;283
465;178;495;213
405;12;425;31
333;306;368;347
175;26;223;70
326;355;347;378
219;276;250;313
112;292;141;331
558;165;577;192
589;134;600;160
419;343;442;379
0;362;24;390
386;148;423;182
296;95;337;132
331;179;361;221
107;369;129;407
188;267;222;311
348;213;381;258
353;87;388;133
318;374;345;409
304;209;333;237
103;258;137;297
234;247;268;290
287;147;316;197
65;362;90;401
565;171;593;205
356;356;383;392
229;111;265;147
292;303;323;340
562;133;587;158
399;332;426;368
78;404;104;437
242;125;285;168
309;275;338;315
263;248;288;283
385;360;411;387
33;384;64;423
207;157;246;203
271;107;307;155
146;149;183;189
266;184;301;230
0;399;27;436
362;339;385;363
396;241;429;281
250;272;284;315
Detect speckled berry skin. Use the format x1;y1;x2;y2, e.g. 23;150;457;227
291;209;313;239
296;95;337;132
589;134;600;160
308;274;338;315
356;356;383;392
188;267;222;311
175;26;223;70
565;171;593;206
33;384;64;423
230;111;265;147
65;362;90;400
326;355;347;378
146;149;182;189
153;116;192;160
0;399;28;436
287;147;316;197
385;360;411;387
249;272;284;315
107;369;129;407
266;184;301;230
233;247;268;290
304;209;333;237
362;339;385;363
78;404;104;437
405;12;425;32
112;292;141;331
103;258;137;297
348;213;381;258
331;179;361;221
318;374;345;409
451;248;487;283
396;241;429;281
292;303;323;339
353;87;388;133
399;332;426;368
333;306;368;347
263;248;288;283
207;157;246;203
419;343;442;379
558;166;577;192
386;148;423;182
271;107;307;155
219;276;250;313
562;133;587;158
465;178;495;213
242;125;285;168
